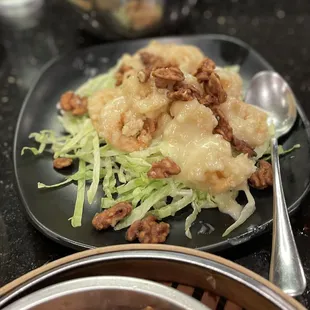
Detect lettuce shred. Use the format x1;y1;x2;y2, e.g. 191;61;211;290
21;70;296;239
262;144;301;161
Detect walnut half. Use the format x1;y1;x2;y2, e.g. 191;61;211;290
147;157;181;179
204;72;227;105
152;67;184;89
92;202;132;230
194;57;216;82
126;215;170;244
195;58;227;106
53;158;73;169
249;160;273;189
60;91;88;116
167;82;202;102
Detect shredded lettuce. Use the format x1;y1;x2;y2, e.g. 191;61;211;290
87;133;100;204
222;184;256;236
152;192;194;219
76;70;116;97
54;119;94;158
70;160;86;227
115;182;174;230
21;130;59;155
262;144;301;161
185;202;201;239
185;192;217;239
38;179;72;189
102;157;116;199
223;65;240;73
59;113;89;136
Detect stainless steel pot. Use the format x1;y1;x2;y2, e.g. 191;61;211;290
2;276;209;310
67;0;197;40
0;245;306;310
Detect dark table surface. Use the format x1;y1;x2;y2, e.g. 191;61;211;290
0;0;310;307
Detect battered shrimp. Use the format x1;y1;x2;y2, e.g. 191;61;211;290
219;96;269;148
88;88;121;131
161;100;256;194
121;71;170;119
98;97;154;152
215;67;243;99
154;112;172;139
91;70;171;151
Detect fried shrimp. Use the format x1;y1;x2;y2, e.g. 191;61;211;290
121;72;170;118
161;100;256;194
89;70;170;151
87;88;121;131
97;97;155;152
219;96;269;148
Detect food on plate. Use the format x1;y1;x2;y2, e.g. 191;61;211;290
248;160;273;189
92;202;133;230
126;215;170;244
53;157;73;169
22;41;298;243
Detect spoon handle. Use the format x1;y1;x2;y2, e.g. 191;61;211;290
269;137;306;296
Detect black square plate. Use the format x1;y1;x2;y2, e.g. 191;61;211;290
13;34;310;251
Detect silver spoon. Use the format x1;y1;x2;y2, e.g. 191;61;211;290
245;71;306;296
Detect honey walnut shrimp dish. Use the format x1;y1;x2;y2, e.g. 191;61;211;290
24;41;276;243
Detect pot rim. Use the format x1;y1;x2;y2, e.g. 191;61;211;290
0;245;305;310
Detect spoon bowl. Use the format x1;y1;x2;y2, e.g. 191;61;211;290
245;70;306;296
246;71;297;138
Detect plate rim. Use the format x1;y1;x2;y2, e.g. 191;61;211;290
13;33;310;252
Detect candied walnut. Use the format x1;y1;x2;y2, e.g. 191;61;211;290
198;94;220;106
138;52;179;85
167;82;202;101
249;160;273;189
53;157;73;169
152;67;184;89
92;202;132;230
232;136;257;157
194;58;227;106
126;218;143;242
60;91;74;111
203;72;227;105
212;107;233;142
60;91;88;116
194;57;216;83
71;97;88;116
126;215;170;244
147;157;181;179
